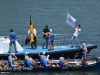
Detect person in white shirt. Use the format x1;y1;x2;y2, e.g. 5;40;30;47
28;28;37;48
71;25;81;47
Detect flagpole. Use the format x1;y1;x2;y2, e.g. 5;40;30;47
64;11;69;42
65;12;76;41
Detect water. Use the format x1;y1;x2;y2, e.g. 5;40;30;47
0;71;100;75
0;0;100;75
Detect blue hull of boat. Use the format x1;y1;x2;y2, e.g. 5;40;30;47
0;62;100;72
0;44;97;60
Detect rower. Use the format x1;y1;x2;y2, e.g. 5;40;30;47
42;52;52;66
81;43;88;65
26;57;33;68
24;52;29;67
29;55;36;67
24;52;33;68
0;62;6;68
59;54;68;67
8;53;19;68
46;55;52;66
38;52;49;67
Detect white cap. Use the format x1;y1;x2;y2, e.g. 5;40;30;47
25;52;29;54
83;43;86;46
11;53;15;55
43;52;45;55
50;29;52;32
82;43;86;48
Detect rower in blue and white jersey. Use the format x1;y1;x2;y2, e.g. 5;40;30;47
8;53;19;68
59;54;68;67
38;52;49;67
26;58;33;68
8;55;14;68
81;43;88;65
24;52;29;67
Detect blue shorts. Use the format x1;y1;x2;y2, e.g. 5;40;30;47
49;40;54;42
82;54;87;58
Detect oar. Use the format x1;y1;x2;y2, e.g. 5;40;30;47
87;54;98;61
56;64;87;75
75;66;87;75
34;63;54;75
57;66;67;74
73;60;87;75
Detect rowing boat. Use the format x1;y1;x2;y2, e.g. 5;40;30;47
0;55;100;72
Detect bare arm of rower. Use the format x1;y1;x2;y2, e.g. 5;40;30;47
32;59;36;65
12;54;18;61
62;57;65;64
42;32;45;34
85;47;88;53
38;53;40;56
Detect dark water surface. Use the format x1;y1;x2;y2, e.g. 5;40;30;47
0;0;100;75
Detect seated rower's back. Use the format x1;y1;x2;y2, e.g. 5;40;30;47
24;52;29;66
59;54;68;67
8;53;19;68
26;58;32;68
24;53;33;68
38;53;48;67
29;55;36;67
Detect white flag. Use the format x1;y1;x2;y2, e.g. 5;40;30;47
66;13;76;28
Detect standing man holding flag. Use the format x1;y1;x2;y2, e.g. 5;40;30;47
28;28;37;48
66;13;81;47
71;25;81;47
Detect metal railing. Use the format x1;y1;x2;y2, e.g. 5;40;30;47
2;34;97;47
16;34;70;47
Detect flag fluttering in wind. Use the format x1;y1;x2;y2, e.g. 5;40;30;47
30;14;34;43
66;13;76;28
